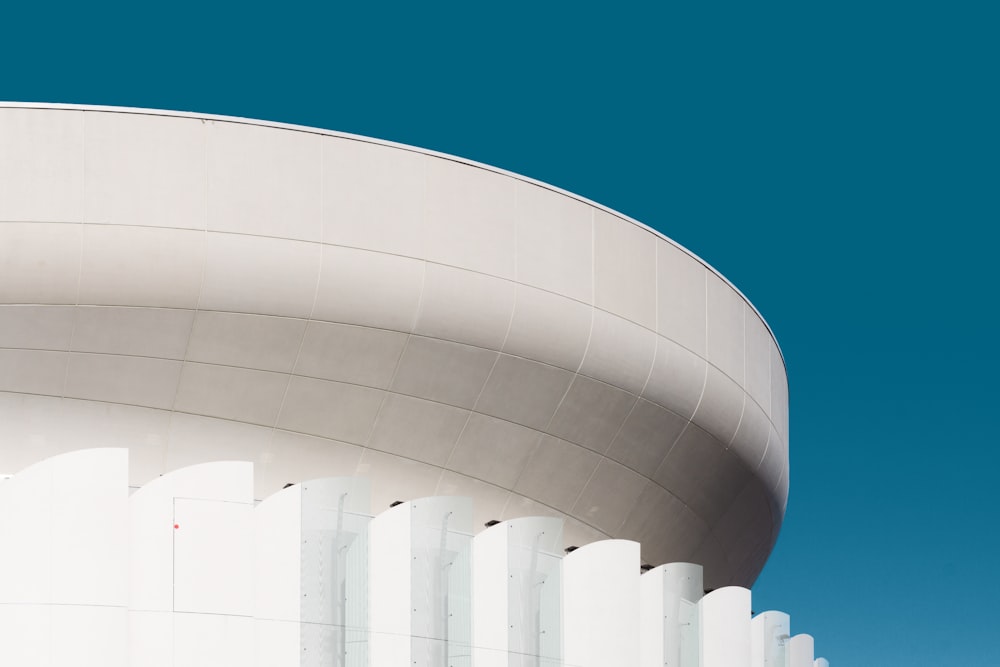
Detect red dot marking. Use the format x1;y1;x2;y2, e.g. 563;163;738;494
173;524;179;529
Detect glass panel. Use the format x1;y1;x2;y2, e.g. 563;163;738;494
409;497;473;667
678;598;699;667
345;526;369;667
759;611;790;667
508;517;563;667
299;478;371;667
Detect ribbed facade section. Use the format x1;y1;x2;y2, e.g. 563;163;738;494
0;449;824;666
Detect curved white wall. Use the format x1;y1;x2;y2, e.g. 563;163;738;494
0;103;788;587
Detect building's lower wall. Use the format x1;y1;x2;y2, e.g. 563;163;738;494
0;449;825;666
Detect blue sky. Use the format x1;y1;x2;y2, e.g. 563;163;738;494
4;1;998;663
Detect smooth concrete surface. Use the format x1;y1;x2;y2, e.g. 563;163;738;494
0;103;789;587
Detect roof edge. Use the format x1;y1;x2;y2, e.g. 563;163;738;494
0;101;786;367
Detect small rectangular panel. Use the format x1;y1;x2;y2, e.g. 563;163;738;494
744;309;772;415
367;393;469;467
276;376;384;443
129;459;254;616
173;497;254;616
548;375;636;454
0;304;75;350
731;399;771;472
323;136;427;258
0;222;81;305
579;309;657;396
656;240;707;355
174;362;289;426
502;284;592;372
653;425;749;525
79;225;205;309
71;306;194;359
0;348;68;396
693;365;746;446
770;342;788;440
312;245;424;333
185;311;306;374
446;414;540;489
474;354;573;431
618;483;710;568
424;157;517;279
84;111;207;230
513;436;601;514
571;458;647;535
606;397;687;474
515;182;594;303
208;122;322;242
296;321;408;389
706;272;745;385
594;210;656;330
199;232;321;319
413;263;516;351
64;353;183;409
390;335;497;408
0;107;84;222
642;336;707;420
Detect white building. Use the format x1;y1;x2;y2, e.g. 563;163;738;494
0;104;820;666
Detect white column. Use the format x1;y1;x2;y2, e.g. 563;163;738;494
751;610;790;667
473;516;563;667
564;539;641;667
0;448;128;667
368;496;473;667
639;562;703;667
254;483;302;667
789;634;815;667
298;478;371;667
129;460;254;667
699;587;752;667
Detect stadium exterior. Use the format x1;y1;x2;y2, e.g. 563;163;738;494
0;104;822;665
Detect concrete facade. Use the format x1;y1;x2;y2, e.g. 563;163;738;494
0;104;788;588
0;450;826;667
